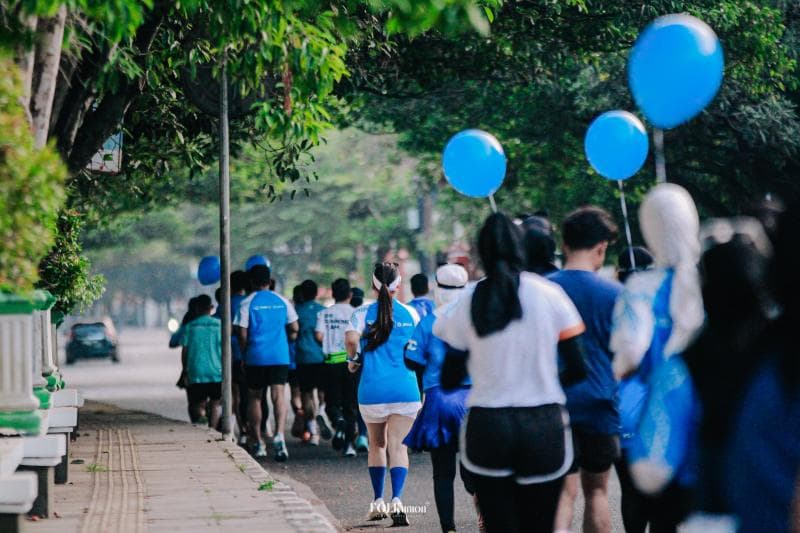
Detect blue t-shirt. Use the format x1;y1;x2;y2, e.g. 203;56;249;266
405;313;471;391
726;358;800;532
234;290;298;366
348;300;421;405
549;269;622;435
214;293;246;362
409;297;435;319
295;301;325;365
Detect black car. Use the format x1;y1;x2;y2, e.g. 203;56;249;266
65;322;119;364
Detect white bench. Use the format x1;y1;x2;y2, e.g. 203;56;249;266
0;438;37;533
18;434;65;519
47;391;82;484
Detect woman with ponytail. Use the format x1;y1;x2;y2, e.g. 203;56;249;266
345;262;422;526
434;213;588;533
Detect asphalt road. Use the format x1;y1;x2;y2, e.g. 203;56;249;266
61;327;623;532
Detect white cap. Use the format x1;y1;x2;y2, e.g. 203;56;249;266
435;264;468;289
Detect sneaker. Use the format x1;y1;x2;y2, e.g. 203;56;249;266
252;442;267;459
238;434;248;447
302;430;312;444
291;410;305;439
310;434;320;446
355;434;368;452
390;497;410;527
316;414;333;440
273;438;289;462
368;498;388;521
332;429;346;451
343;443;356;457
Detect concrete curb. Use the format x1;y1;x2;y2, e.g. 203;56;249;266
215;434;337;533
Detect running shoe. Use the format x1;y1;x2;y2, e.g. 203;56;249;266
368;498;387;521
273;438;289;462
252;442;267;459
343;443;356;457
238;434;248;447
390;497;409;527
332;430;346;451
291;410;305;439
310;434;320;446
316;414;333;440
301;430;312;444
354;434;368;452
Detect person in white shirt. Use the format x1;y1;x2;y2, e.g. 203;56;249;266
434;212;587;533
315;278;360;456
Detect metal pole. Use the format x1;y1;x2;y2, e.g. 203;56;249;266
488;194;498;213
219;54;233;440
653;128;667;183
618;180;636;269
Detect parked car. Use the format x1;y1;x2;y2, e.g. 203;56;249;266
65;320;119;364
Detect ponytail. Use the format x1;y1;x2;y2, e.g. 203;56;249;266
471;213;525;337
365;262;397;352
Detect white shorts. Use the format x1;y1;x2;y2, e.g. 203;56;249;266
359;402;421;424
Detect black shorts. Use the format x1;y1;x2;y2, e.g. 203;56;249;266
462;404;570;484
232;361;245;384
187;382;222;404
568;427;620;473
296;363;326;392
245;364;289;389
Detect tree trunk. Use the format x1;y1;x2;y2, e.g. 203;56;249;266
29;5;67;149
14;13;38;127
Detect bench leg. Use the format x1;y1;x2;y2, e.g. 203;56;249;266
18;466;53;518
0;513;22;533
54;437;69;485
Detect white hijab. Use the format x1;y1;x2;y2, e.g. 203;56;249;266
639;183;704;356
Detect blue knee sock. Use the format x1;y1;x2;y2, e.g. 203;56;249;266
368;466;386;500
390;467;408;500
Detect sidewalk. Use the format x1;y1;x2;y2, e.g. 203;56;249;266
22;401;337;532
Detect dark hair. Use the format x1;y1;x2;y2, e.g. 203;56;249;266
410;273;429;297
744;196;785;244
195;294;213;313
248;264;271;288
617;246;655;283
214;287;222;304
268;279;276;291
231;270;251;294
350;287;364;308
292;285;304;306
770;201;800;387
365;262;398;352
300;279;318;301
332;278;351;302
562;206;618;251
520;215;557;275
472;213;525;337
181;296;202;325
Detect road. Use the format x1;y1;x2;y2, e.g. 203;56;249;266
61;327;623;532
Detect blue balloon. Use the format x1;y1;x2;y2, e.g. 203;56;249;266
442;129;506;198
245;255;271;271
585;111;649;181
629;14;724;129
197;256;220;285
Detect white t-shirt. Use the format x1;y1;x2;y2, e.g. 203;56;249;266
434;272;584;408
315;302;355;355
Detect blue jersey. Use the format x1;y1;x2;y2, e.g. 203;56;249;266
409;297;435;319
214;293;246;362
234;290;298;366
295;301;325;365
405;313;471;391
548;270;622;435
348;300;421;405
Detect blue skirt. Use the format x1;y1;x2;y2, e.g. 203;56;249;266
403;386;469;451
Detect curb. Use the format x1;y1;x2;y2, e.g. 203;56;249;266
215;433;337;533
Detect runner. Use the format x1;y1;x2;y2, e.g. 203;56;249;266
181;295;222;429
171;296;202;421
616;246;654;283
346;262;421;527
434;213;587;533
518;213;559;275
408;273;435;318
234;265;299;461
610;184;704;532
349;287;369;452
549;207;622;533
294;279;328;445
403;264;482;533
316;278;359;456
289;284;304;440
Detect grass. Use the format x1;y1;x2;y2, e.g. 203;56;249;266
237;464;246;472
86;463;107;473
257;480;275;491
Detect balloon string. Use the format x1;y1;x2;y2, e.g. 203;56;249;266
654;128;667;183
618;180;636;269
489;194;498;213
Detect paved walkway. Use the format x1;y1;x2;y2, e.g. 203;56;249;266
23;402;336;532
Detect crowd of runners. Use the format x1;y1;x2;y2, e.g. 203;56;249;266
172;183;800;533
